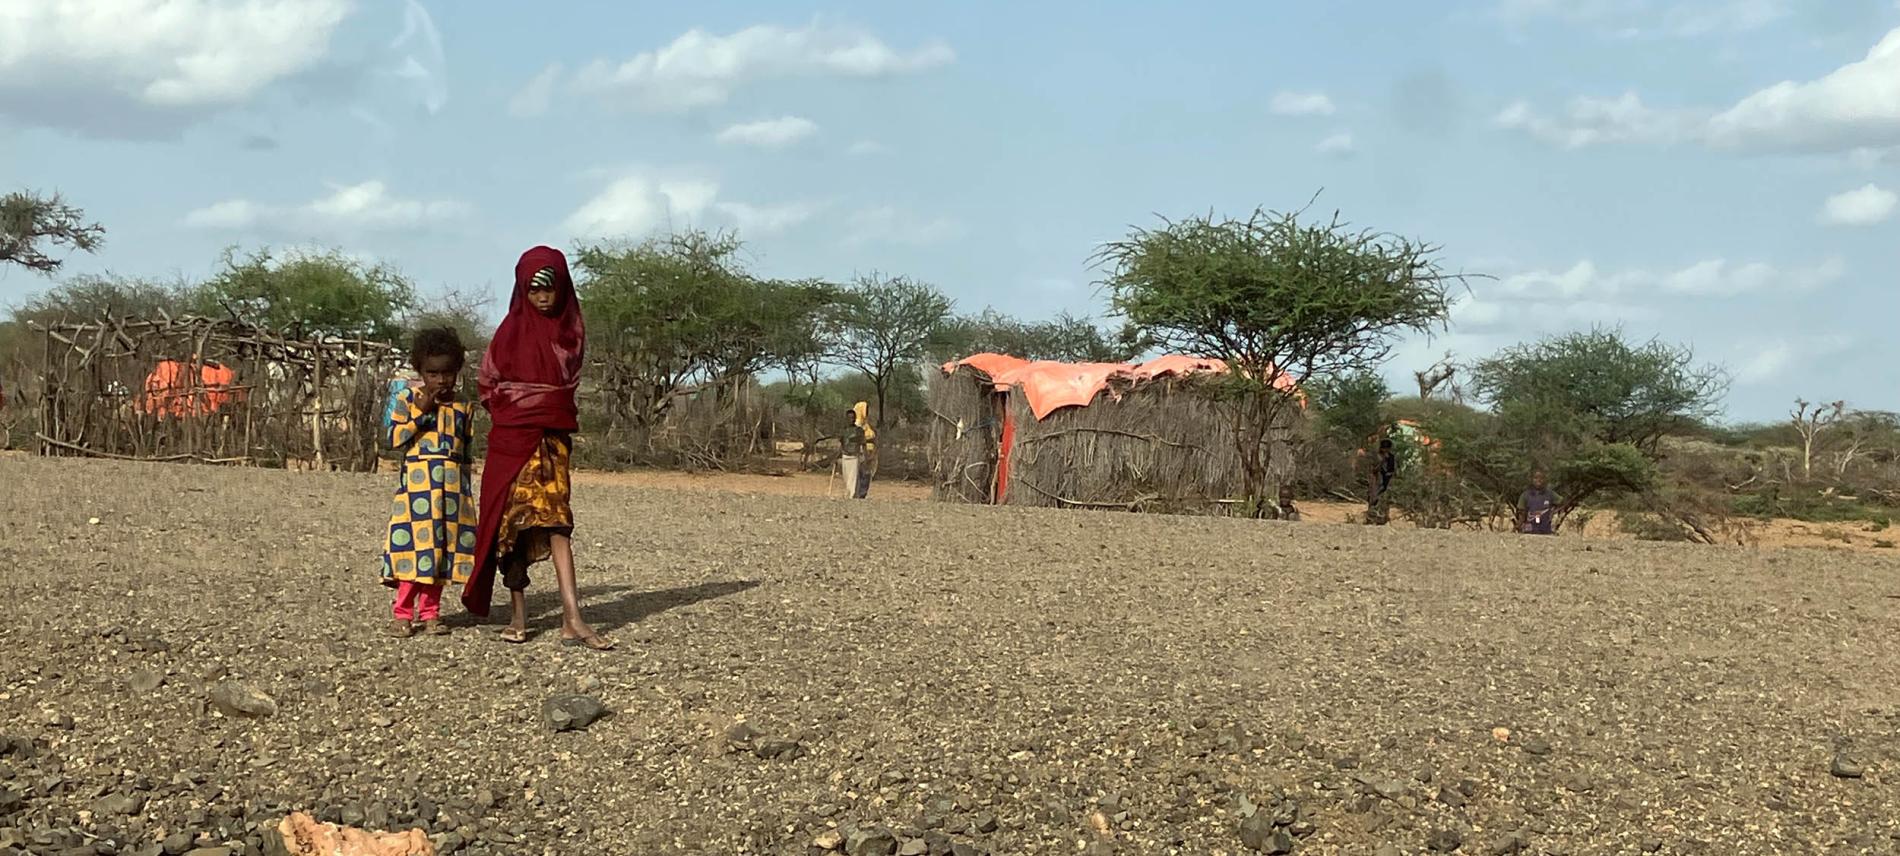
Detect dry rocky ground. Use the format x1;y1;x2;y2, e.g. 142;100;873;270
2;457;1899;855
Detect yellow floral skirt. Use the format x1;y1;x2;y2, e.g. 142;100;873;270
496;434;573;591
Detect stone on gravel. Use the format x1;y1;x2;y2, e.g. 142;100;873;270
1485;833;1527;854
275;812;432;856
1239;814;1295;853
812;829;844;851
128;669;165;694
91;792;147;816
1427;827;1464;852
209;683;278;718
540;695;606;733
1830;754;1865;779
898;840;928;856
186;848;233;856
163;832;195;855
843;826;898;856
1521;737;1552;757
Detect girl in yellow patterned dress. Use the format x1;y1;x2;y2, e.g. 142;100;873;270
380;327;477;638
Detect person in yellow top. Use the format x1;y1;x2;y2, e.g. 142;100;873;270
379;327;477;638
839;401;876;499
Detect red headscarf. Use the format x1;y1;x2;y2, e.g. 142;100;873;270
463;246;585;616
479;245;585;430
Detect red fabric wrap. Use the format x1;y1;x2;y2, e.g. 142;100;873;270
462;246;584;616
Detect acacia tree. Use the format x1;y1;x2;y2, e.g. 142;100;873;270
575;230;840;454
829;273;953;425
1789;399;1845;482
1;191;104;275
196;247;417;340
1093;206;1459;514
1404;328;1727;534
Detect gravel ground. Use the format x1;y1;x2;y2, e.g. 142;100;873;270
2;457;1898;856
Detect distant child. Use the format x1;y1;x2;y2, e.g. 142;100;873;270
1366;438;1399;525
1520;469;1559;535
380;327;477;637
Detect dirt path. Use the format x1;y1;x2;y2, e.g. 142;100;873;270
2;458;1898;854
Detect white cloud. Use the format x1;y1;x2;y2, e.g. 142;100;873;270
1820;184;1899;225
1494;93;1704;148
1735;336;1855;384
1495;256;1844;300
562;172;817;238
389;0;447;115
844;206;963;247
509;63;562;118
1502;27;1900;154
184;181;470;233
1315;132;1356;157
715;116;819;149
570;23;953;112
0;0;351;131
183;200;263;230
563;175;719;238
1270;91;1336;117
1708;28;1900;152
715;201;825;236
1737;344;1793;383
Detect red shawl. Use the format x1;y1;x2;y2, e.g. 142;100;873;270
462;246;585;615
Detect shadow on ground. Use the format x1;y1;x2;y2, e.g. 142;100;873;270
521;579;763;633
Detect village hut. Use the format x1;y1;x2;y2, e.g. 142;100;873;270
928;353;1301;512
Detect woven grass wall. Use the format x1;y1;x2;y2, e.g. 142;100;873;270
926;365;1002;503
1000;376;1242;512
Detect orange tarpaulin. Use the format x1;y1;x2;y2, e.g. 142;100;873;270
137;360;241;419
942;352;1298;420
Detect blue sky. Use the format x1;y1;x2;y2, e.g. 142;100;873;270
3;0;1898;421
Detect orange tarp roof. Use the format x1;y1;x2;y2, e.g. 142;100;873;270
943;352;1297;420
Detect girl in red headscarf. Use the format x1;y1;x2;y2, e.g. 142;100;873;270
462;246;614;650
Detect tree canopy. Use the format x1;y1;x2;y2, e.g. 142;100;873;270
197;247;417;340
1094;205;1460;512
1394;328;1726;533
574;230;843;443
0;191;103;275
931;308;1140;364
829;273;954;424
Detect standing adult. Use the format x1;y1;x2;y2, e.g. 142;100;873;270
461;246;614;650
839;401;876;499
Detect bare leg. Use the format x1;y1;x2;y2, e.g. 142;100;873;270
508;589;527;635
549;533;609;646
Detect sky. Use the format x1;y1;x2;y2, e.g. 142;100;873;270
2;0;1898;422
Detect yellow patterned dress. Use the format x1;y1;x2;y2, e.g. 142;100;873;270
380;386;478;588
495;433;574;591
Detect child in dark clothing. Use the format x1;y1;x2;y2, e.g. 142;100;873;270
1520;470;1559;535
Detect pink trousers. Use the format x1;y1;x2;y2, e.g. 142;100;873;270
392;581;444;621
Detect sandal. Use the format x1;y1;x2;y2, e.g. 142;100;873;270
422;619;450;637
560;634;616;652
385;620;414;639
499;627;529;644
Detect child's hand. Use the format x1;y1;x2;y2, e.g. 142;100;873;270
414;385;440;412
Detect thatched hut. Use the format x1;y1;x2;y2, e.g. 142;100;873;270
927;353;1300;512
